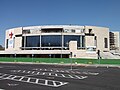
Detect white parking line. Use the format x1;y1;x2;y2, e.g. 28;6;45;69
49;73;51;76
32;71;35;74
55;74;58;76
53;81;57;86
13;70;89;80
45;80;48;85
0;74;7;78
37;72;40;75
5;75;14;79
11;76;17;79
66;70;69;73
68;75;74;78
42;72;45;75
61;74;65;77
22;70;26;73
74;75;88;79
56;70;59;72
0;89;4;90
27;71;31;73
19;77;24;81
27;78;31;82
35;79;39;83
18;70;21;72
0;73;68;87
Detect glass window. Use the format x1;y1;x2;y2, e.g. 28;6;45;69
6;39;8;48
104;38;108;48
26;36;40;47
41;35;62;47
64;35;80;47
82;36;85;47
22;30;30;34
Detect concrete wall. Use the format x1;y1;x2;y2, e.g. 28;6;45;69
5;27;22;51
85;26;109;52
85;36;94;47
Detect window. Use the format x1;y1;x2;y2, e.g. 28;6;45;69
26;36;40;47
71;29;75;32
104;38;108;48
23;30;30;34
94;36;97;46
89;29;92;34
41;28;63;33
6;39;8;48
41;35;62;47
64;35;80;47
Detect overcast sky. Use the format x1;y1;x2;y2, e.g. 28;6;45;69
0;0;120;46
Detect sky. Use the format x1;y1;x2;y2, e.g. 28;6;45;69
0;0;120;46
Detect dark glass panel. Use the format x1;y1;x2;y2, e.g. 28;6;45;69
26;36;40;47
64;35;80;47
41;35;62;47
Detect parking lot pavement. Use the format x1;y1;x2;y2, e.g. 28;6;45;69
0;63;120;90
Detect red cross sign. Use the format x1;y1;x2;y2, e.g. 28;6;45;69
9;32;13;38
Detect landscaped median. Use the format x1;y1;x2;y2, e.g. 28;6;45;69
0;57;120;65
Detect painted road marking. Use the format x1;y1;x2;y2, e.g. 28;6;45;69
75;75;88;79
35;79;39;83
27;71;31;73
27;78;31;82
61;74;65;77
32;68;99;75
32;71;35;74
12;70;88;80
37;72;40;75
18;70;21;72
49;73;51;76
0;89;5;90
68;75;74;78
22;70;26;73
10;69;99;80
0;73;68;87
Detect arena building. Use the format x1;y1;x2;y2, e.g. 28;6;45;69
2;25;111;58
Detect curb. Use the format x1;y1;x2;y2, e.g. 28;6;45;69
0;62;120;68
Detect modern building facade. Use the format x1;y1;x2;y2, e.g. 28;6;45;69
4;25;110;58
109;32;120;51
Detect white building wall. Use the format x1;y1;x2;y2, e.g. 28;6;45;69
85;26;109;52
4;25;110;58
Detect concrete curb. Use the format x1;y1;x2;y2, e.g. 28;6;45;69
0;62;120;68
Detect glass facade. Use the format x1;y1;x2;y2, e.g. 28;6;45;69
26;36;40;47
22;35;85;49
64;35;80;47
41;35;62;47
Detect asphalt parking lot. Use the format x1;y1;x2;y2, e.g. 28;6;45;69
0;63;120;90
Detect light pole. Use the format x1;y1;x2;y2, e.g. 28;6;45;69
70;52;72;70
49;54;51;63
14;53;16;62
32;54;34;63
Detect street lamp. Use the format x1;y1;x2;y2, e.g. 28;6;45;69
14;53;16;62
49;54;51;63
32;54;34;63
70;52;73;70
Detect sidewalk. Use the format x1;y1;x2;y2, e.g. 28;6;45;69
0;62;120;68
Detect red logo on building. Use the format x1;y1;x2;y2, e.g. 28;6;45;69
9;32;13;38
